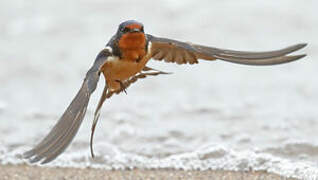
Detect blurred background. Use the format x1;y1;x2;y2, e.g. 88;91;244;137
0;0;317;178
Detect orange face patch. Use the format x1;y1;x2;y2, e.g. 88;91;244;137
118;33;146;61
118;31;146;61
118;32;146;50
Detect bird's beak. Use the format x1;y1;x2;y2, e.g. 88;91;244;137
130;28;141;33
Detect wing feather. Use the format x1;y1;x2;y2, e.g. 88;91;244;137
24;48;111;164
147;34;307;65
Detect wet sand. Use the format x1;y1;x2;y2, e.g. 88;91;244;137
0;165;296;180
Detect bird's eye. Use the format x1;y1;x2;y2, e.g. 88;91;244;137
122;27;130;33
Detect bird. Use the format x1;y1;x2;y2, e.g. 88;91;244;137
23;20;307;164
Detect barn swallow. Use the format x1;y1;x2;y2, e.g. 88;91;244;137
24;20;307;164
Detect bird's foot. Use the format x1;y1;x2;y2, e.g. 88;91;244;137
115;80;127;94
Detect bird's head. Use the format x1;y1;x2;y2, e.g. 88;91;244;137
116;20;146;51
117;20;144;34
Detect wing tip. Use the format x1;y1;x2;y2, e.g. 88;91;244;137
296;43;308;50
23;150;33;159
23;149;43;164
23;149;63;164
293;54;307;60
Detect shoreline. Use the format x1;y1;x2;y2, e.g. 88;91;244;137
0;164;297;180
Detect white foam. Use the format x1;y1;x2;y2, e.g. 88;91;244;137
3;143;318;179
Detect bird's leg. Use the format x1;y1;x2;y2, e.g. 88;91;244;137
142;66;172;74
90;69;170;158
115;80;127;94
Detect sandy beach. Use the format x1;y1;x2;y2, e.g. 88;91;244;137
0;165;296;180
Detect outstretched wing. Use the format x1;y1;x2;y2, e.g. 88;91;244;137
146;34;307;65
23;49;112;164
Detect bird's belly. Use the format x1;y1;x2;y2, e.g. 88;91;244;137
107;60;141;80
102;56;149;91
